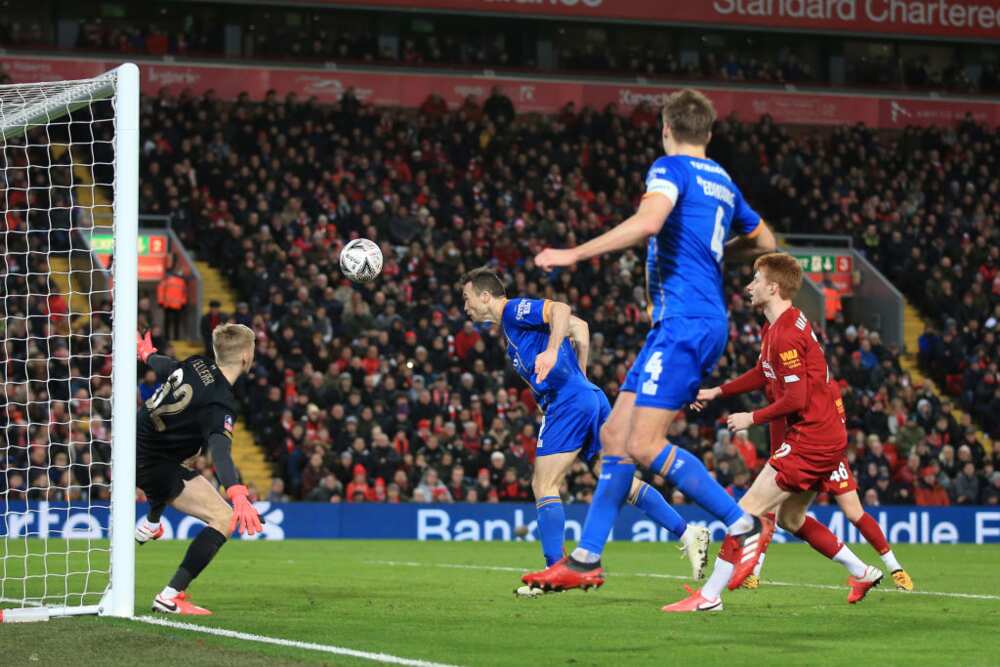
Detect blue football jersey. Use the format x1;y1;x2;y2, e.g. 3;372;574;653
499;297;594;411
643;155;762;323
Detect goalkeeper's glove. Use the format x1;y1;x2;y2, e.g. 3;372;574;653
226;484;262;536
137;330;157;363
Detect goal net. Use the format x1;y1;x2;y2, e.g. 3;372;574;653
1;65;138;622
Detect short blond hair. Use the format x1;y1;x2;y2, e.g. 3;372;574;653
212;323;255;366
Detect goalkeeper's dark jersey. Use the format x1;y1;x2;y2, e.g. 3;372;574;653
137;355;238;466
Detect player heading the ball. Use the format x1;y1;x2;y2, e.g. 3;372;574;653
460;267;710;596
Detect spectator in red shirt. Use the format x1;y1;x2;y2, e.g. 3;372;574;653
499;468;528;501
732;429;759;471
513;423;537;463
914;467;950;506
419;93;448;119
894;452;921;490
345;464;375;502
460;421;482;456
454;321;481;361
629;101;658;128
361;345;381;375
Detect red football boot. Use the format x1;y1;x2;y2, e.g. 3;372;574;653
521;557;605;592
661;585;724;613
727;514;776;591
847;566;884;604
152;590;213;615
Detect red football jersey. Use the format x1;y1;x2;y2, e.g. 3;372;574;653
721;307;846;453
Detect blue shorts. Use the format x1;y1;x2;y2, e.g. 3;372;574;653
621;318;728;410
536;387;610;463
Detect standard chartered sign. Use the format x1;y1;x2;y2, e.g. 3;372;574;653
711;0;1000;30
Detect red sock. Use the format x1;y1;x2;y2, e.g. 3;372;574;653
718;534;739;563
794;516;842;559
853;513;890;555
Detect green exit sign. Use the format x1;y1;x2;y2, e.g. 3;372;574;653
90;234;114;253
89;232;168;257
792;253;852;274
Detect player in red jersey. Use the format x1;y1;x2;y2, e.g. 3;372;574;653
737;381;913;591
663;253;882;612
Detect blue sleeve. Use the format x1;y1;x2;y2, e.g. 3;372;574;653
644;157;686;203
504;298;547;331
732;188;762;236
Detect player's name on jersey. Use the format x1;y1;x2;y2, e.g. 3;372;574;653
192;358;216;387
694;175;736;206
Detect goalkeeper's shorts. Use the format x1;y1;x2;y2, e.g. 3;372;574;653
136;460;200;513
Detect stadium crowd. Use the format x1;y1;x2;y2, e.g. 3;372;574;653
128;85;999;508
0;76;994;508
1;118;116;504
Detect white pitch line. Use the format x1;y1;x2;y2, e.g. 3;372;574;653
373;561;526;574
368;560;1000;602
635;572;1000;601
133;615;462;667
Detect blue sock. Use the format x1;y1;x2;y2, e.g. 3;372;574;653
535;496;565;566
651;443;744;527
577;456;635;556
630;481;687;538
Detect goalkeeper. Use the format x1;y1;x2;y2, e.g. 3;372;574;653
135;324;262;615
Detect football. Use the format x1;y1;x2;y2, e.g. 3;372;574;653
339;238;383;283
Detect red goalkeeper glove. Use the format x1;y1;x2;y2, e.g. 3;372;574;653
226;484;262;536
137;330;157;363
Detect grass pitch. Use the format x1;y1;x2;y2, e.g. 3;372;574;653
3;540;999;666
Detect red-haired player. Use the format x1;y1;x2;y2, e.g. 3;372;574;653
735;381;913;591
664;252;882;612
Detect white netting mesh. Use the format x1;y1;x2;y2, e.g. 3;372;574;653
1;73;118;612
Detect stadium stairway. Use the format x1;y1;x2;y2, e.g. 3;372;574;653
46;144;109;335
899;303;992;454
47;256;95;334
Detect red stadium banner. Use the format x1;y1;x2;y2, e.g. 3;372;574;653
2;55;998;129
314;0;1000;41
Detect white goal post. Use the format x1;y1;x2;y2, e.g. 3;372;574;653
0;63;138;621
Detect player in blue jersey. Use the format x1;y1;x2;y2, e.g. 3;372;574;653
460;267;710;595
522;89;779;609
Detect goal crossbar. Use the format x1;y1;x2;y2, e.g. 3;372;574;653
0;73;117;141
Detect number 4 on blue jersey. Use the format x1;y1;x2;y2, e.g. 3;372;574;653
642;155;765;324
